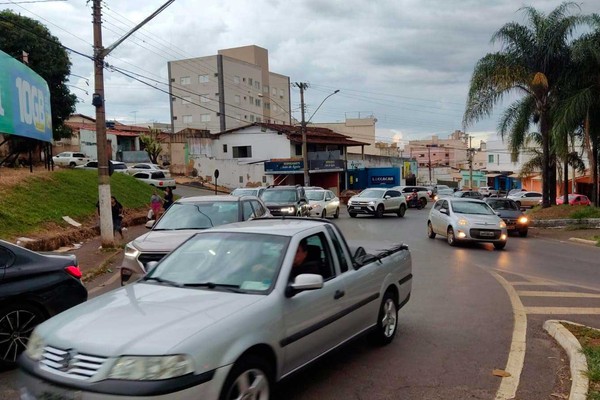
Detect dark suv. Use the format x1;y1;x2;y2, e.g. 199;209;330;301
261;185;310;217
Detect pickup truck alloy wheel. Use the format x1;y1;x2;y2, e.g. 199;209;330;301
427;221;436;238
447;227;457;246
397;204;406;217
0;304;44;366
334;208;340;219
220;355;272;400
371;291;398;345
375;205;384;218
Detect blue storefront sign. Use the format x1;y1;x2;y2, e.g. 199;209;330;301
264;160;303;174
310;159;344;171
371;175;395;184
0;50;53;142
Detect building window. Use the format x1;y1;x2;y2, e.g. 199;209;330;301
201;114;211;122
239;176;244;183
295;144;302;156
199;75;209;83
265;102;270;110
262;176;267;183
233;146;252;158
272;87;277;96
254;81;260;90
180;76;191;85
234;95;241;104
234;76;240;84
182;115;192;123
263;85;269;94
249;96;254;105
279;89;284;98
256;117;262;123
200;94;210;103
255;99;261;107
248;78;253;86
182;96;191;105
488;154;494;163
250;115;255;122
223;144;228;153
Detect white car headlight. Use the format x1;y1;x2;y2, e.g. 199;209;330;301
518;216;528;224
368;201;375;206
124;243;140;259
25;331;45;361
499;221;507;228
457;218;469;226
281;207;295;213
108;355;194;380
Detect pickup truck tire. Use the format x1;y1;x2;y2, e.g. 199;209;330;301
334;208;340;219
370;290;398;346
397;204;406;217
447;227;457;246
427;222;436;238
349;212;357;218
375;205;384;218
220;354;273;400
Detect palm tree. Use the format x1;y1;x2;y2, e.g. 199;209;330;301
464;2;584;207
553;14;600;206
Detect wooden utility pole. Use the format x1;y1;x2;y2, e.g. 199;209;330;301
295;82;309;186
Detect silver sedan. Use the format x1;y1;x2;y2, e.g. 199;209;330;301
427;198;508;249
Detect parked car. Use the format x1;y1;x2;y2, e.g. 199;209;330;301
260;185;310;217
507;191;543;208
128;163;171;177
453;190;484;200
305;189;340;218
52;152;91;167
433;188;454;201
75;160;129;174
0;240;87;367
230;187;266;197
120;195;271;285
484;198;529;237
508;188;527;196
427;198;508;249
131;171;176;189
392;186;429;208
556;194;591;206
347;187;407;218
478;186;498;197
18;219;412;400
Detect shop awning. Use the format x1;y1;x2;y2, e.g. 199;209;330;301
507;173;520;178
486;173;501;178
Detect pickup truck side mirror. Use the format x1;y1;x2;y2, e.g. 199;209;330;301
285;274;324;297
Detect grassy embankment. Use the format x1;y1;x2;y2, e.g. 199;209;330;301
563;323;600;399
0;169;155;240
526;204;600;220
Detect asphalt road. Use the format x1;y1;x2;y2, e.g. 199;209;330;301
2;191;599;399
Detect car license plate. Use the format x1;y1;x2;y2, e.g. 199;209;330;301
480;231;494;237
507;225;515;230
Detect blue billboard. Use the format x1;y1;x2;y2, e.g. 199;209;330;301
0;50;53;142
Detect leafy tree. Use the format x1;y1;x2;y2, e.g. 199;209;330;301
464;2;584;207
0;10;77;141
139;128;164;164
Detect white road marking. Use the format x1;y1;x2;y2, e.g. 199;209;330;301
517;291;600;298
491;272;527;400
525;307;600;315
88;272;120;295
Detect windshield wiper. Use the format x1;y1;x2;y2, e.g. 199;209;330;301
182;282;243;293
142;276;183;287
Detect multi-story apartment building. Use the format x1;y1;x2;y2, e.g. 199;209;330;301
168;45;291;134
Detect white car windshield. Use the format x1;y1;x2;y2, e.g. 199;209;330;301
306;191;325;201
357;189;384;198
153;202;239;230
146;232;290;293
451;201;495;215
232;188;258;196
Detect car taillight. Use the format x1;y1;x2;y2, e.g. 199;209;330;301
159;182;164;186
65;265;82;279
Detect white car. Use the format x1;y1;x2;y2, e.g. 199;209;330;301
507;191;543;208
478;186;498;197
128;163;171;177
75;160;129;173
347;187;407;218
52;152;91;167
306;189;340;218
427;197;508;249
19;219;412;400
132;171;176;189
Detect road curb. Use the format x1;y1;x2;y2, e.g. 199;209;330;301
543;320;589;400
531;218;600;228
569;237;599;246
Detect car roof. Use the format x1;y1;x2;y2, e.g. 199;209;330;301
264;185;300;190
176;195;260;204
207;218;330;236
445;197;485;203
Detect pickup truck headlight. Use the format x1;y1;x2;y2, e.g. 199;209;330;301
124;243;140;259
108;355;194;380
25;331;45;361
280;207;295;213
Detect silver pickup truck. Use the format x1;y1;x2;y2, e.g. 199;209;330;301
19;219;412;400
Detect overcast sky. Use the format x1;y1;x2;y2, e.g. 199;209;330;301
2;0;599;146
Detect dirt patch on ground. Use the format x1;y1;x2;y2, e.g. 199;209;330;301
530;226;600;244
526;204;596;220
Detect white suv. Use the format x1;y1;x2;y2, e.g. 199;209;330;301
52;152;91;167
347;188;407;218
478;187;498;197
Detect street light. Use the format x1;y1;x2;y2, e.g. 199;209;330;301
294;84;340;186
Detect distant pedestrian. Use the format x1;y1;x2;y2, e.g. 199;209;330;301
111;196;124;239
163;187;174;210
150;190;163;220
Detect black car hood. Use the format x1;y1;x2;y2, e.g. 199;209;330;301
495;209;523;218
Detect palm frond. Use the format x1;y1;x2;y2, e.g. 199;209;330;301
520;154;544;177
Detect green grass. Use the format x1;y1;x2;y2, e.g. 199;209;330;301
571;207;600;220
0;170;155;240
563;323;600;399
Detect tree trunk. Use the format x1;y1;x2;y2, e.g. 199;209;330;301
541;113;551;208
563;155;569;204
593;134;599;207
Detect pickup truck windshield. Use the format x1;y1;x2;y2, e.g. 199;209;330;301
146;232;290;293
357;189;384;198
232;188;258;197
153;202;239;230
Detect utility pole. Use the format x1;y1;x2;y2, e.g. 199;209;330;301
427;145;432;183
468;135;474;190
92;0;174;247
295;82;309;186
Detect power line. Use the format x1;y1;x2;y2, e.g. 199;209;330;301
0;0;66;4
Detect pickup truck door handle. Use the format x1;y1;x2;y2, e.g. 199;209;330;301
334;290;345;300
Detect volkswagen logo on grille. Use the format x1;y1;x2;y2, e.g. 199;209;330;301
59;349;78;372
